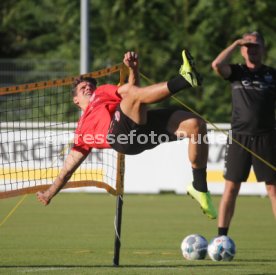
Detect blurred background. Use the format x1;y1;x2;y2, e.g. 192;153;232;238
0;0;275;123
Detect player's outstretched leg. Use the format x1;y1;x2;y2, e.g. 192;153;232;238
179;49;202;87
187;183;217;219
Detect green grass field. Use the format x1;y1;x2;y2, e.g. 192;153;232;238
0;193;275;275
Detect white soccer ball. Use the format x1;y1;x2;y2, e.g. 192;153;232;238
181;234;208;260
208;235;236;261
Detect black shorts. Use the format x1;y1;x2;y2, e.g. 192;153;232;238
107;106;180;155
224;132;276;183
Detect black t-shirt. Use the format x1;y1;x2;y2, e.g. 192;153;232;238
227;64;276;135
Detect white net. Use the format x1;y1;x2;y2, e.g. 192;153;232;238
0;64;126;198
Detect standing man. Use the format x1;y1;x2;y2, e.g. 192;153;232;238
212;31;276;236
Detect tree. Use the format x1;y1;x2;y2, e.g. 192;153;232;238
0;0;275;122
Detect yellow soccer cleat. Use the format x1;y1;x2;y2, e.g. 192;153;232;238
179;49;202;87
187;183;217;219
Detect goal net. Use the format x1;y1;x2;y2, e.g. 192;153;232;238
0;64;127;199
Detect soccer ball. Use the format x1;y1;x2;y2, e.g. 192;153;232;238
181;234;208;260
208;236;236;261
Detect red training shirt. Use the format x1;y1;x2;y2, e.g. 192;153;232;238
72;84;121;155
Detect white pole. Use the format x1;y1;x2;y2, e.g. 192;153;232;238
80;0;90;74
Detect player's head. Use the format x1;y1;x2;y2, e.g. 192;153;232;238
72;77;97;109
241;31;265;65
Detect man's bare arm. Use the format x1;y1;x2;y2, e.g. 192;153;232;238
212;39;250;79
123;51;140;86
36;149;87;206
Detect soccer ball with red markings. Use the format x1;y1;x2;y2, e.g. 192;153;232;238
181;234;208;260
208;236;236;261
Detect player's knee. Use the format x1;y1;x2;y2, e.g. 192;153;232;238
119;84;141;103
225;181;240;197
118;83;130;98
266;184;276;197
118;83;137;96
120;87;144;117
188;117;206;135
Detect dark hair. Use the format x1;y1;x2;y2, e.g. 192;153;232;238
71;76;97;96
242;31;265;46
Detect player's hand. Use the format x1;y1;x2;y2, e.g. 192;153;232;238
123;51;139;70
36;191;51;206
236;38;259;47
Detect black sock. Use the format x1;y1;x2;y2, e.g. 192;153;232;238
167;74;191;94
218;227;229;236
192;167;208;192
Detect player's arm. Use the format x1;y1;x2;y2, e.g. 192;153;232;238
36;149;88;206
123;51;140;86
212;38;249;79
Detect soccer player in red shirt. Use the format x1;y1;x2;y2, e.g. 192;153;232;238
37;50;217;219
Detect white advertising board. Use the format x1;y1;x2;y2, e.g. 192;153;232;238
0;123;267;195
